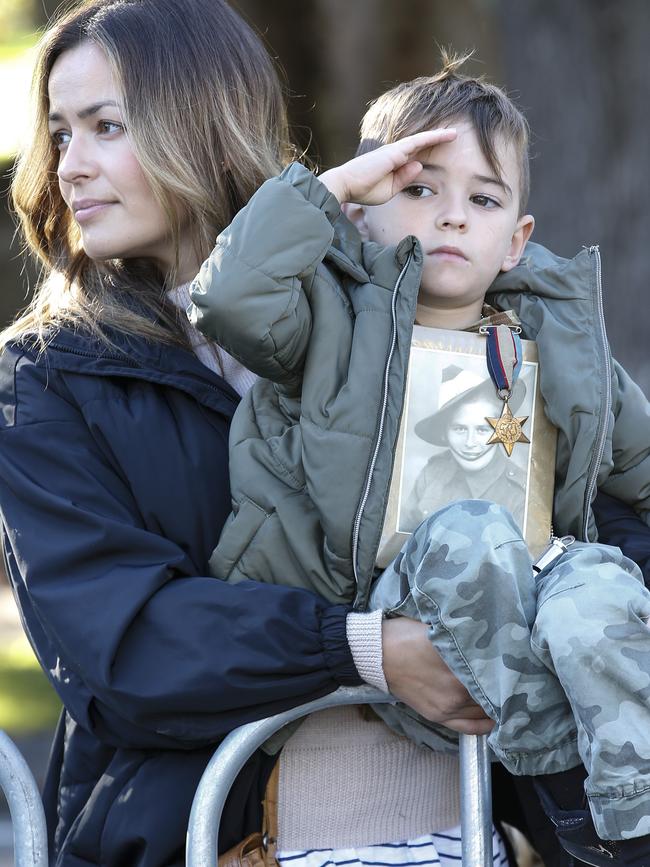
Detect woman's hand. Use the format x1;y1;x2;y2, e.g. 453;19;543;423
318;128;457;206
382;616;495;735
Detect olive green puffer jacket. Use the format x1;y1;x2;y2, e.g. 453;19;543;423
189;162;650;608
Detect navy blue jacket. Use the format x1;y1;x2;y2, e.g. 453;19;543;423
0;326;362;867
593;491;650;584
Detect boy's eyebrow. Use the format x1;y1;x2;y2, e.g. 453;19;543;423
48;100;119;122
473;173;513;200
420;163;513;200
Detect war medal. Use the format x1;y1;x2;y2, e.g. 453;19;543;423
481;323;529;457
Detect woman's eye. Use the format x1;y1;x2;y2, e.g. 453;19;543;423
471;194;500;209
404;185;433;199
98;120;123;135
51;130;71;148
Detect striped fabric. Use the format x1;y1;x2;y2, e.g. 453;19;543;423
276;827;509;867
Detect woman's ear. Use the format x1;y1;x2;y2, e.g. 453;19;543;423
342;202;370;240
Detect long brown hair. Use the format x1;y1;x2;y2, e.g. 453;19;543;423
4;0;295;350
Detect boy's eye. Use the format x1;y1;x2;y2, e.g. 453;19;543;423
471;194;500;209
403;185;433;199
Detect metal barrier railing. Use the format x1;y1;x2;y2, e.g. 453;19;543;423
0;730;48;867
186;685;492;867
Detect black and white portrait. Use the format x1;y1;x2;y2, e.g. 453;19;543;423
376;328;557;568
396;348;537;535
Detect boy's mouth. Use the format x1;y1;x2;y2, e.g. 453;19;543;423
431;245;468;261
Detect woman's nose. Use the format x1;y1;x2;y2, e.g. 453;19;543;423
57;135;96;185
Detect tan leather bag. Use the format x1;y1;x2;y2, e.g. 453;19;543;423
218;762;279;867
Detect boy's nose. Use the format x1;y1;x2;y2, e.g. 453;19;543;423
436;211;467;231
435;197;468;231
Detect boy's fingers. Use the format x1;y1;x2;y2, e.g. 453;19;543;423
377;128;456;163
400;127;457;153
379;128;456;173
392;161;423;193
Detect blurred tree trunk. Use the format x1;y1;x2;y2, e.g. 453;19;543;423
237;0;501;166
499;0;650;393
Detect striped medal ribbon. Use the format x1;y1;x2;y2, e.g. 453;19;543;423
481;323;529;457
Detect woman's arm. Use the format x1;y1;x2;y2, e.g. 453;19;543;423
0;356;361;751
594;490;650;586
599;360;650;521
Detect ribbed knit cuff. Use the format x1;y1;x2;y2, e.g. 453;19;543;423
345;609;389;693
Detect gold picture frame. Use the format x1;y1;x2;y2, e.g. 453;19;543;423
376;325;557;567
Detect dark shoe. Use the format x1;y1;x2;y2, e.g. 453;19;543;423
534;779;624;866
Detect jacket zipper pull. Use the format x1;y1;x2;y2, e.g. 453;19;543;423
533;534;575;574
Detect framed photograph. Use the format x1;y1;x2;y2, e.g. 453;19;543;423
376;325;558;567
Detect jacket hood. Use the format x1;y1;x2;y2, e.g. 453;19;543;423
23;325;241;418
489;241;594;317
325;209;423;293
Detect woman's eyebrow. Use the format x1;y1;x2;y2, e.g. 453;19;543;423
48;100;119;122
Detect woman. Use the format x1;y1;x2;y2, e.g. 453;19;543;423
0;2;494;865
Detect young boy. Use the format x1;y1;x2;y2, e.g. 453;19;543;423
189;57;650;865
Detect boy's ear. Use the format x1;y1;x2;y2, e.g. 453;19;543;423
500;214;535;272
342;202;370;240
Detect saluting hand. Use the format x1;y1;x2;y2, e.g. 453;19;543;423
318;128;457;206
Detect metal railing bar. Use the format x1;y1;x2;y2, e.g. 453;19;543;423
186;687;492;867
0;730;48;867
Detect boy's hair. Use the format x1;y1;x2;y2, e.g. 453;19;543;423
357;51;530;215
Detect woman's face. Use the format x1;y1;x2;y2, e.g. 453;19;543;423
445;399;497;472
48;42;197;280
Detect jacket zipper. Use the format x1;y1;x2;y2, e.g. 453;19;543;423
351;252;413;587
581;245;611;540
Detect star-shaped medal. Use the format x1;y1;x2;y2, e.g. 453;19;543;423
485;401;530;457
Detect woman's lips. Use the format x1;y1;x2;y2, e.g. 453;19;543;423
73;202;114;223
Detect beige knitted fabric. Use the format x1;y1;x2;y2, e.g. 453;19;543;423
278;706;460;850
346;610;388;693
168;283;258;396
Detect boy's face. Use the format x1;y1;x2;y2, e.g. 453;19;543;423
355;120;534;324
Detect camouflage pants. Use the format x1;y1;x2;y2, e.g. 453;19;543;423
370;500;650;840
